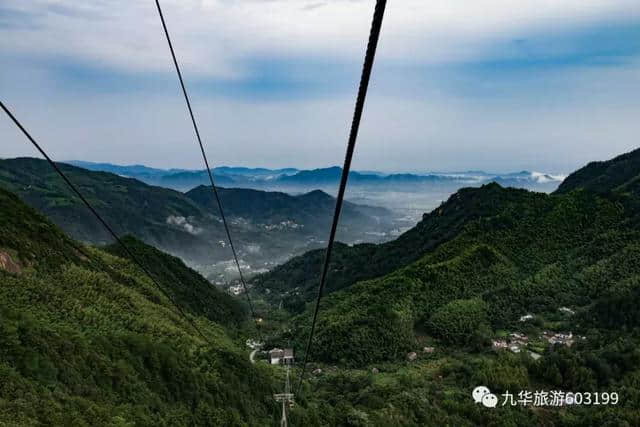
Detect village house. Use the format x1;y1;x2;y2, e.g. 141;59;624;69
519;314;534;322
269;348;295;365
510;332;528;341
492;339;508;349
542;331;575;346
269;348;284;364
509;332;529;346
493;333;530;353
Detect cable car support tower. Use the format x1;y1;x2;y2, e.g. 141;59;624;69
273;365;294;427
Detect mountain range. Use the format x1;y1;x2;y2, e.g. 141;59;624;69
67;160;565;193
1;149;638;425
0;158;396;282
256;148;640;328
251;148;640;424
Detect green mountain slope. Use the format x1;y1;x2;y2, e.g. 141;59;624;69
253;183;534;310
186;186;390;235
279;148;640;367
103;235;246;328
0;157;219;260
556;147;640;196
277;149;640;425
255;149;640;310
0;188;277;426
290;185;640;364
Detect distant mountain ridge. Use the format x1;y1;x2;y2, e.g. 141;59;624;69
66;160;565;192
67;160;188;177
67;161;300;191
185;185;389;230
278;167;457;185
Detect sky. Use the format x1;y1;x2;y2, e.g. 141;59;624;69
1;0;640;174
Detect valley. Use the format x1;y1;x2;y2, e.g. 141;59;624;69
0;149;638;425
0;158;399;284
249;148;640;425
0;158;564;288
2;1;638;424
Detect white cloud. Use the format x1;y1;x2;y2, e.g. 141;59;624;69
1;1;640;174
1;0;639;77
3;69;639;174
166;215;203;235
531;172;566;183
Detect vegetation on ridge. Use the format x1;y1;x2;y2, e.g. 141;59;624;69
2;148;640;425
0;187;278;426
263;148;640;425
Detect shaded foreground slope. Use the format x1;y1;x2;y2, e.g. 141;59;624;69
103;235;246;328
0;188;277;425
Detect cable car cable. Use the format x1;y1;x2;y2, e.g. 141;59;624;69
295;0;387;395
153;0;263;341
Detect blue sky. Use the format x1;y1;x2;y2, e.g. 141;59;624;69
1;0;640;173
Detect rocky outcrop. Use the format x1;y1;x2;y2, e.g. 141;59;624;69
0;251;20;274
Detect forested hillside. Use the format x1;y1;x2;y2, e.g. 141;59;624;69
0;158;395;279
253;184;540;310
103;236;246;328
2;148;640;426
274;149;640;362
0;188;278;425
0;158;224;260
290;185;640;363
185;186;391;233
267;149;640;425
556;147;640;196
254;148;640;307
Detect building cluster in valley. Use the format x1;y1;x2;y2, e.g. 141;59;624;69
263;220;303;231
492;332;530;354
541;331;577;346
495;308;585;359
492;330;585;360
